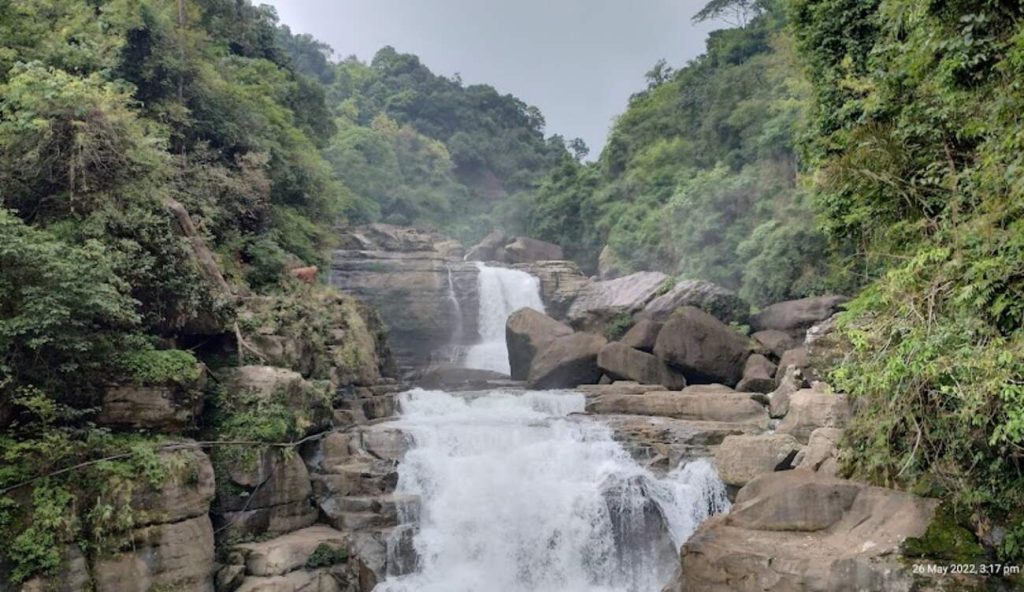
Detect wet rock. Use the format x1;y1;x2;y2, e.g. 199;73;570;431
512;260;591;320
750;295;848;335
641;279;749;325
417;367;511;389
597;342;687;390
735;354;777;394
566;271;668;333
653;306;754;386
576;381;666;397
620;319;662;353
713;434;803;487
596;415;758;470
505;308;573;380
528;332;607;389
776;389;851;443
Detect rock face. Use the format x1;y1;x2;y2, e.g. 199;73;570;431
464;229;508;261
222;366;333;436
713;433;803;487
215;449;318;540
330;224;478;372
673;471;938;592
735;353;777;393
597;342;687;390
641;279;749;325
653;307;754;386
505;308;574;380
512;260;591;320
567;271;668;333
97;375;205;433
750;295;848;335
527;332;607;389
776;389;851;443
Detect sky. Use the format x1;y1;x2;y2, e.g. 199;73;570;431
262;0;720;157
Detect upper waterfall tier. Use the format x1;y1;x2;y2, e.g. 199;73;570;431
462;263;545;375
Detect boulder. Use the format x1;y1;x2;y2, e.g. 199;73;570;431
774;346;810;382
641;279;749;325
231;526;346;577
92;515;215;592
131;447;215;526
586;391;768;427
505;308;574;380
217;449;318;539
713;434;803;487
751;329;797;359
417;367;512;390
566;271;668;333
653;307;754;386
750;295;848;334
232;569;346;592
576;382;666;397
222;366;333;436
769;365;805;418
735;354;777;393
512;260;591;320
797;427;844;477
776;389;851;443
597;245;627;280
464;229;508;261
97;360;207;432
620;319;662;353
674;471;938;592
595;415;759;471
528;332;607;389
597;342;687;390
503;237;564;263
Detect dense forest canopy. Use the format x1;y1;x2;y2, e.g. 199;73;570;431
2;0;1024;583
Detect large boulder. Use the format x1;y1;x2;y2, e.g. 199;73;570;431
619;319;662;352
776;389;851;443
512;260;591;320
97;354;207;432
566;271;668;333
215;449;318;539
465;229;508;262
713;434;803;487
586;391;768;427
641;279;749;325
231;526;347;577
527;332;607;389
597;342;687;390
503;237;563;263
735;353;777;393
797;427;844;477
751;329;797;359
505;308;574;380
653;307;754;386
673;471;938;592
750;295;848;335
597;245;627;280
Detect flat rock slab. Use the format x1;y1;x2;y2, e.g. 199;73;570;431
713;433;803;488
593;414;760;470
586;391;768;428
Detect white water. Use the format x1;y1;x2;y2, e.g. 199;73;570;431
462;263;545;374
375;388;730;592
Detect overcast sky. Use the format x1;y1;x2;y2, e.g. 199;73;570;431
262;0;719;157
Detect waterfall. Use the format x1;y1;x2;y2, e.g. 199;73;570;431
444;264;465;363
463;263;545;374
376;388;730;592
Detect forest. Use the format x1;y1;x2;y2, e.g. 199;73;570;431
1;0;1023;585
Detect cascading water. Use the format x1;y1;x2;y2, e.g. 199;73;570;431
462;262;545;374
375;388;730;592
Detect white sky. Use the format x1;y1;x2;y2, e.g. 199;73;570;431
261;0;718;156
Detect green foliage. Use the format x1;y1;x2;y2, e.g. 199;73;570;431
794;0;1024;560
904;504;987;562
117;349;201;386
526;5;830;305
604;312;636;342
305;543;349;568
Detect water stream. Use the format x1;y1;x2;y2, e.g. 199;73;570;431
462;263;545;374
376;388;729;592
